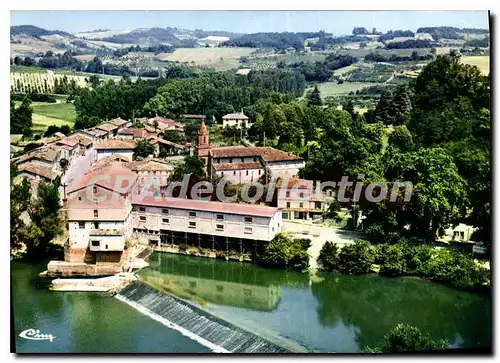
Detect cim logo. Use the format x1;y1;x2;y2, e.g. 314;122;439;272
19;329;56;343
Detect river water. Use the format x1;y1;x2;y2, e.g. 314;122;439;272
12;252;491;353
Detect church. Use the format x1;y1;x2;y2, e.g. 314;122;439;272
196;120;305;184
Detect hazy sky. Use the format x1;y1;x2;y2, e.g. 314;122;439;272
10;10;489;34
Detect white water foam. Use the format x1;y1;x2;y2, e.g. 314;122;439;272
115;294;230;353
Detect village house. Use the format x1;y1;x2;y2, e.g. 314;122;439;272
94;139;136;162
14;145;62;172
96;122;119;138
127;157;174;187
275;177;331;221
87;127;109;140
17;163;62;183
222;112;251;129
71;129;98;142
109;117;132;129
195;121;305;182
148;136;186;156
116;128;147;140
147;116;185;133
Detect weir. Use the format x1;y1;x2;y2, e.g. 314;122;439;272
116;281;292;353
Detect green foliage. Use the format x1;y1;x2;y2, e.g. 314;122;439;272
317;241;340;271
10;97;33;135
363;323;450;353
307;85;322;106
374;84;412;125
338;240;375;274
378;244;405;277
169;156;206;183
388;125;414;152
259;233;310;272
133;140;155;160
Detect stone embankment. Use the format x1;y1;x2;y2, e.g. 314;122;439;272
51;273;138;292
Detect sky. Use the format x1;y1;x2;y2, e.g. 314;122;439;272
10;10;489;35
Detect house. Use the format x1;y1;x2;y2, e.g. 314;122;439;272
94;139;136;162
445;223;477;242
17;162;62;182
117;128;147;140
71;129;98;142
127;157;174;187
194;122;304;183
147;116;185;132
87;127;109;140
96;122;119;138
132;196;282;243
148;137;186;156
109;117;132;129
14;145;62;172
222;112;251;129
276;177;330;221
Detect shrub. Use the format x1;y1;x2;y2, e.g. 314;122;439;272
317;241;340;271
363;323;450;353
338;240;375;274
259;233;310;272
377;244;406;277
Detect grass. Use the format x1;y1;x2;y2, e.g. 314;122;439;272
460;56;490;75
304;82;378;99
30;102;76;132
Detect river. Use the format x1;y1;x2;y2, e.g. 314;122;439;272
11;252;491;353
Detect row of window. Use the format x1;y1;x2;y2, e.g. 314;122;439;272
216;157;259;163
138;207;254;223
79;221;100;229
284;202;322;209
220;169;261;176
137;217;254;234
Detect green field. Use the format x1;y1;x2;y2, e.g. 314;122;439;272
304;82;378;99
30;102;76;132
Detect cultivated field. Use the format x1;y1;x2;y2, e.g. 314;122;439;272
11;70;89;93
75;29;133;39
157;47;256;70
461;56;490;75
30;102;76;132
304;82;378;98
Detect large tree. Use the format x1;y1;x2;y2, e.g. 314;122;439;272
10;97;33;135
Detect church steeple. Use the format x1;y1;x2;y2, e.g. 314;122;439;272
196;120;211;167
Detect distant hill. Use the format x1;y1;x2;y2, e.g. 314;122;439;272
10;25;73;39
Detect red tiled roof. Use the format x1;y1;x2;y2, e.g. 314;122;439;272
109;118;129;127
94;139;136;150
211;146;302;162
276;177;313;189
149;117;184;129
117;128;146;139
14;146;61;164
96;122;119;132
148;137;185;149
68;162;137;194
87;128;108;137
132;196;279;218
18;163;60;181
213;161;262;171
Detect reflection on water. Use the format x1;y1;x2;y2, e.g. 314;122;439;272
142;252;492;353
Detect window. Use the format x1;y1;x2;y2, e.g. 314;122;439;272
233;171;236;176
299;192;304;198
244;227;252;234
246;170;249;176
94;209;98;218
162;218;169;224
315;202;322;209
189;211;196;218
244;217;253;223
94;221;99;229
139;207;146;212
78;196;82;201
286;202;290;208
241;158;244;162
216;224;224;231
91;240;100;247
221;171;224;175
139;216;146;222
162;209;169;215
93;186;97;194
216;214;224;221
299;203;304;208
286;191;290;198
189;221;196;229
253;156;257;161
78;222;85;229
258;170;261;175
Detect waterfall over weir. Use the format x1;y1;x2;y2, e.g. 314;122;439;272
116;281;291;353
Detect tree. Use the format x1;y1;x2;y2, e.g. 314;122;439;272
388;125;414;152
59;158;69;174
363;323;450;353
10;97;33;135
133;140;155;160
338;240;375;274
44;125;60;137
169;156;206;183
317;242;340;271
259;233;310;271
59;125;71;135
307;85;322;106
